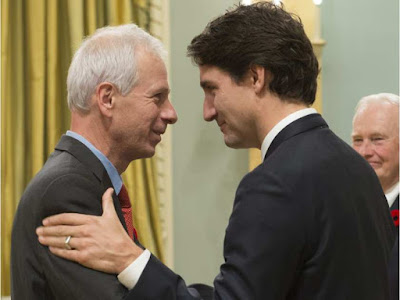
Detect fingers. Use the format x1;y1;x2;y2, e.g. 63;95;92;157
42;213;94;226
102;188;117;218
36;224;89;249
37;225;84;250
48;246;121;274
36;225;82;238
48;247;80;263
38;235;78;250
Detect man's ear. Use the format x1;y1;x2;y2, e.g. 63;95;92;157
249;65;267;94
96;82;115;117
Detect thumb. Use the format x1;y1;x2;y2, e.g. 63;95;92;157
102;188;118;218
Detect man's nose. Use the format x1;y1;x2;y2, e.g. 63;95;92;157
203;97;217;122
359;141;374;158
162;100;178;124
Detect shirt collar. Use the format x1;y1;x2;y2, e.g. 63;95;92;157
261;108;318;161
385;181;399;208
66;131;123;194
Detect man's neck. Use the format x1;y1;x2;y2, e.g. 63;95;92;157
384;181;399;194
384;181;399;208
70;113;127;174
382;178;399;195
260;107;317;160
256;98;309;147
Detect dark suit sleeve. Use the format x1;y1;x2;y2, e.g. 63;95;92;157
38;174;128;299
126;169;306;300
125;255;206;299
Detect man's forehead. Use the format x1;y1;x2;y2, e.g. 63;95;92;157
356;103;398;122
199;65;232;85
358;101;399;115
145;79;170;93
353;108;398;137
199;65;216;77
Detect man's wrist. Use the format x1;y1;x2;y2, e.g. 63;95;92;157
117;249;151;289
116;244;145;274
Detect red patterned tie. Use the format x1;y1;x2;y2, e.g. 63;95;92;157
118;184;138;240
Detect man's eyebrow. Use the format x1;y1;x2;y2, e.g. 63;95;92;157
351;132;388;138
152;87;170;94
200;80;214;89
370;132;387;138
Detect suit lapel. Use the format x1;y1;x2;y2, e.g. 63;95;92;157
54;135;128;235
265;114;328;161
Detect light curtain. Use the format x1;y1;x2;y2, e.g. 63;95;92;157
1;0;165;295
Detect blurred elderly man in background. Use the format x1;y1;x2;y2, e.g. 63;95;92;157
352;93;399;300
11;24;177;299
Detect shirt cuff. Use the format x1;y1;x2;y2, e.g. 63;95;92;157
117;249;151;290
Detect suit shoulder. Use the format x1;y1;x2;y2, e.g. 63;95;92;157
17;150;105;219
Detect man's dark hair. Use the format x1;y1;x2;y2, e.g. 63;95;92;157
187;2;319;105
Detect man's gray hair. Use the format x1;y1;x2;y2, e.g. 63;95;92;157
353;93;399;122
67;24;166;112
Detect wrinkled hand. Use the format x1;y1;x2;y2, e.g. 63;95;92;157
36;188;143;274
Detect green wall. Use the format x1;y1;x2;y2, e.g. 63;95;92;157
170;0;248;285
322;0;399;143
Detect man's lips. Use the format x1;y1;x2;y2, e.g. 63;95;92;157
153;128;166;135
151;130;164;144
368;161;382;168
218;121;226;132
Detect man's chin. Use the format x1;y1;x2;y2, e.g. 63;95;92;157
224;137;245;149
145;147;156;158
369;162;382;170
132;146;156;160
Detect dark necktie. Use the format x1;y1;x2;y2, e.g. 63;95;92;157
118;184;138;240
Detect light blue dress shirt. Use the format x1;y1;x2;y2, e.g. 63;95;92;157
66;130;123;194
66;130;150;288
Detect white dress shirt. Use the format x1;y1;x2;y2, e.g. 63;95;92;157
385;182;399;208
261;108;318;161
118;249;151;289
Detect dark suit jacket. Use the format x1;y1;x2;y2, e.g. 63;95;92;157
127;114;396;300
11;135;134;299
389;196;399;300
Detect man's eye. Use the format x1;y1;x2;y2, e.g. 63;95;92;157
153;93;163;101
205;86;216;91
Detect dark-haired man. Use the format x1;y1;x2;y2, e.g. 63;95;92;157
37;3;395;299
